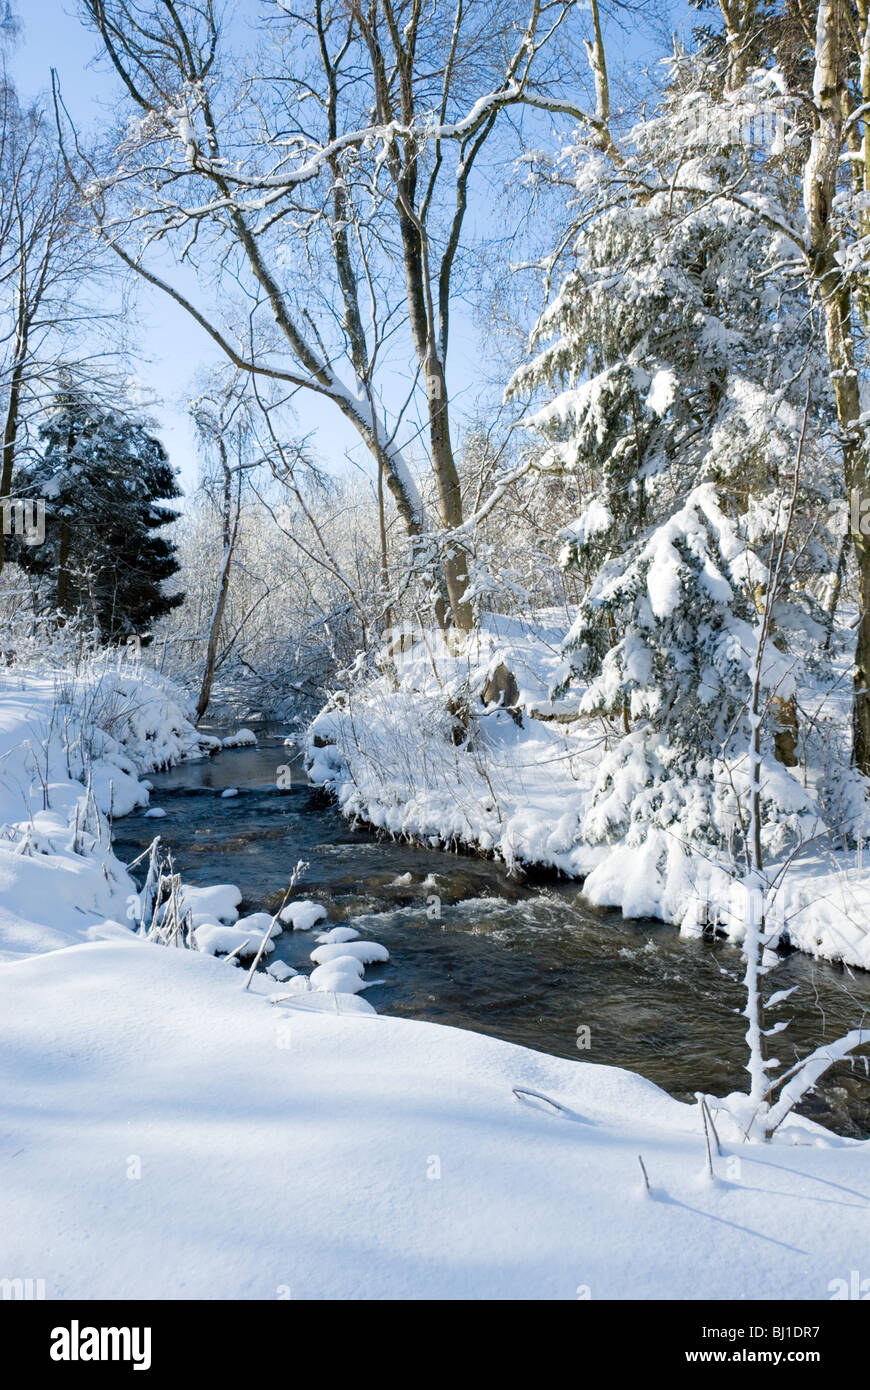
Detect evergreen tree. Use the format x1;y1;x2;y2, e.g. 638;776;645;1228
511;58;843;854
15;387;184;640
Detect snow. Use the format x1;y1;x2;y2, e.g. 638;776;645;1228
266;959;297;981
279;900;328;931
0;663;205;963
194;910;280;958
645;367;678;416
143;807;166;818
222;728;257;748
309;957;369;993
2;936;866;1300
307;611;870;969
178;884;242;926
194;923;274;958
309;940;389;966
0;656;868;1299
557;499;613;557
221;787;240;798
315;926;360;944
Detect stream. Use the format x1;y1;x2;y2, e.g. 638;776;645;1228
111;726;870;1138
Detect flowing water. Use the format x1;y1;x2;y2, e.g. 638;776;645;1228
112;727;870;1138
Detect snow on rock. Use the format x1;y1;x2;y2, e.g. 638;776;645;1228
271;973;312;995
143;807;166;818
0;937;863;1300
222;729;257;748
314;926;360;945
195;923;274;958
266;960;297;981
221;787;240;799
309;956;367;993
310;940;389;967
279;900;328;931
178;884;241;926
235;911;282;940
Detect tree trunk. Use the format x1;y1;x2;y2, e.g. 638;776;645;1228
196;538;234;721
425;356;473;633
772;694;799;766
804;0;870;772
196;450;238;721
0;311;28;577
718;0;757;88
56;519;71;616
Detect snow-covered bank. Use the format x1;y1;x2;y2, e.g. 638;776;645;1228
3;934;867;1301
307;614;870;970
0;659;209;962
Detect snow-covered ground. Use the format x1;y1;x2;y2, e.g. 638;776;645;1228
0;653;868;1301
3;933;866;1301
307;613;870;969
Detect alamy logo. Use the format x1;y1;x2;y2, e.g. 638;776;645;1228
0;496;45;545
851;488;870;538
0;1276;44;1299
50;1321;152;1371
680;106;784;151
828;1270;870;1300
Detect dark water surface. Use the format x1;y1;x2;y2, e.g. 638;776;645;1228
112;729;870;1137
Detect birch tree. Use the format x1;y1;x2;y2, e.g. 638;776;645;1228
61;0;628;637
189;372;258;719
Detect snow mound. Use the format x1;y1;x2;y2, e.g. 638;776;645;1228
195;924;274;958
222;729;257;748
179;884;241;925
266;960;297;981
279;900;328;931
236;912;282;940
309;956;367;993
310;940;389;966
314;926;360;944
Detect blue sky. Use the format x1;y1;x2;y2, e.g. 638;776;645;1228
9;0;693;503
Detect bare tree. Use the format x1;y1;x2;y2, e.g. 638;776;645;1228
59;0;618;636
188;370;259;719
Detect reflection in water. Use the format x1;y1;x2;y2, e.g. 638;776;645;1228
112;730;870;1137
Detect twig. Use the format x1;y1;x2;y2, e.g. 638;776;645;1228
637;1154;651;1193
696;1092;714;1178
702;1096;722;1156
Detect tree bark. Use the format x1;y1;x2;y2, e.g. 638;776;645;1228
196;449;238;721
804;0;870;772
0;355;25;576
